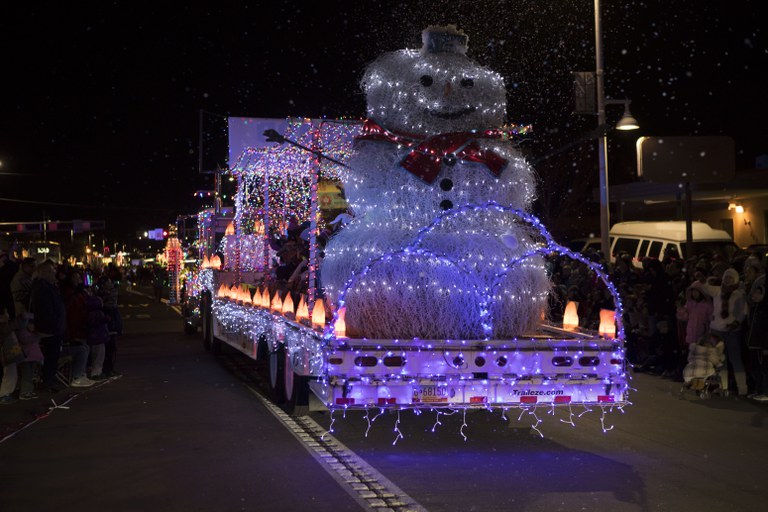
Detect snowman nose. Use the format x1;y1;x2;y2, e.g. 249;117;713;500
443;81;452;97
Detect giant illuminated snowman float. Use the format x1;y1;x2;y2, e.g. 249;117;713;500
321;26;550;339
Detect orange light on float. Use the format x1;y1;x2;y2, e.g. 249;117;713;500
270;291;283;313
260;288;271;309
210;255;222;269
240;286;251;304
225;222;235;236
334;307;347;338
230;284;239;302
563;301;579;331
599;309;616;339
252;288;262;308
282;294;295;319
202;256;211;269
217;284;227;298
311;300;326;330
296;295;309;323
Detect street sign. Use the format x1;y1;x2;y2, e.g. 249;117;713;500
573;72;596;115
636;136;735;183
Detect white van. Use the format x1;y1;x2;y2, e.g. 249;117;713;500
608;221;738;268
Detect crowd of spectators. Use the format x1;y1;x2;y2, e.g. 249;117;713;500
0;252;123;404
547;246;768;401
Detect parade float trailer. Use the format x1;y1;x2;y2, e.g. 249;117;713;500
188;28;629;427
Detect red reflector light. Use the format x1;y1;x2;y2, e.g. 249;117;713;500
470;396;487;404
554;395;572;404
552;356;574;367
598;395;615;403
377;398;397;405
328;357;343;365
520;396;537;404
610;358;623;365
335;398;356;405
579;356;600;366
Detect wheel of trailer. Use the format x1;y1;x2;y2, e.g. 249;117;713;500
268;344;288;404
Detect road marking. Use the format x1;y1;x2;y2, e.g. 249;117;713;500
246;386;426;512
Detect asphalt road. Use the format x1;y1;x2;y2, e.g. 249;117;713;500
2;287;767;512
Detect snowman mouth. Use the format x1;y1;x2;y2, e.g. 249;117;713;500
427;106;477;120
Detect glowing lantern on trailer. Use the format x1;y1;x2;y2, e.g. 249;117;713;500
240;286;251;304
282;294;295;318
334;306;347;338
270;292;283;313
259;288;270;308
296;295;309;322
599;309;616;339
311;300;326;330
563;301;579;331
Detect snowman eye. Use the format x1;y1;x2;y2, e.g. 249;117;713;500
460;77;474;88
420;75;434;87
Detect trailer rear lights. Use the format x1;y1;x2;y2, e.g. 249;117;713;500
598;395;615;403
470;396;487;404
474;356;486;367
610;358;623;365
552;356;574;367
329;357;344;365
377;398;397;405
496;356;508;367
335;397;356;405
383;355;406;367
354;356;378;367
520;396;537;404
579;356;600;366
554;395;572;404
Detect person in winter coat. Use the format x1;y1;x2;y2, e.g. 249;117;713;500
746;273;768;402
12;312;43;400
699;268;748;396
677;284;714;346
85;292;109;379
683;332;725;390
29;262;67;392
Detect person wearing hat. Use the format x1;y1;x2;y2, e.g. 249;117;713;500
745;261;768;402
699;267;749;396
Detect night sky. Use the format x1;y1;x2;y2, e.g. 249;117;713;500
2;1;766;239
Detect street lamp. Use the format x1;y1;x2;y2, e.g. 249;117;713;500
594;0;640;261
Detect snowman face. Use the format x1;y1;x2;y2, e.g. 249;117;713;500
363;49;506;136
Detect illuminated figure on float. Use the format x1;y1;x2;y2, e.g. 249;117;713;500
321;26;550;339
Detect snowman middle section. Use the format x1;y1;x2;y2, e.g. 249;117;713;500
321;137;550;340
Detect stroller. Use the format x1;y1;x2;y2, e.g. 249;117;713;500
681;334;726;399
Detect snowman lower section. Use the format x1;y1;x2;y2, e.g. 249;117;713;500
321;223;550;340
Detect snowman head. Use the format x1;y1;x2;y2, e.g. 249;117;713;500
362;25;507;137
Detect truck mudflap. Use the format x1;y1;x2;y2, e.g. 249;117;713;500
212;298;628;410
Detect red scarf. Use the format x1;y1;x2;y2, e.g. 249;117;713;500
355;119;511;184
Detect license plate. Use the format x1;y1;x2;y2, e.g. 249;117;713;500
412;385;453;403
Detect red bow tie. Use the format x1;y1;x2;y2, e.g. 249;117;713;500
355;119;512;184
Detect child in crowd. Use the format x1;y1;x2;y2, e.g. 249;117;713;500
683;332;725;391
